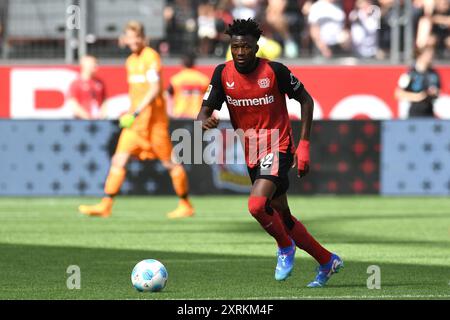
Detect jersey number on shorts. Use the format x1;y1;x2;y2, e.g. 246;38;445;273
260;153;274;169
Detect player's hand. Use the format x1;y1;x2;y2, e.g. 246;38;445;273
428;86;439;97
119;113;136;128
202;116;219;130
292;140;310;178
416;91;428;101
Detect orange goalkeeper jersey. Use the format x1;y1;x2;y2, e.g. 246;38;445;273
169;68;210;119
126;46;167;132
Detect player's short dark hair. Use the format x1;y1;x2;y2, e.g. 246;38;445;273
225;18;262;41
182;53;196;68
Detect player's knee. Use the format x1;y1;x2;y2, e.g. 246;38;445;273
162;160;176;171
112;153;129;168
248;196;272;217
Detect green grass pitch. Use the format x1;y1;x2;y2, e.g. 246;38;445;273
0;196;449;300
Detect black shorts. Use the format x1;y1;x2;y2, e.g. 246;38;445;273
247;152;294;199
409;102;435;117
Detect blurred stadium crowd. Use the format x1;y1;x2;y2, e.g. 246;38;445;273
0;0;448;61
164;0;449;59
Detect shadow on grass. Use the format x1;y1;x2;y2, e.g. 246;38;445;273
0;243;449;300
156;214;450;249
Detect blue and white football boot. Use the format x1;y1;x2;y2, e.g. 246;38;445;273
307;253;344;288
275;239;296;281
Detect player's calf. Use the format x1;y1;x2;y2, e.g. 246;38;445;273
248;196;295;280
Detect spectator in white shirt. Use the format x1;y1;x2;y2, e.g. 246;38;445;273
350;0;381;58
308;0;350;58
231;0;261;19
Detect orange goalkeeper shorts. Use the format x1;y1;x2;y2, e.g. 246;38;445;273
115;123;173;162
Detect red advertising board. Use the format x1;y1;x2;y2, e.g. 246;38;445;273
0;64;449;119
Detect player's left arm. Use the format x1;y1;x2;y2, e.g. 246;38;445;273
270;61;313;178
292;88;314;178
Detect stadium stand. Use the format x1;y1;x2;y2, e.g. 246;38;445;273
2;0;448;61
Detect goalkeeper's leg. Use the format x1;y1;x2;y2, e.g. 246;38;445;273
162;161;194;219
78;153;130;217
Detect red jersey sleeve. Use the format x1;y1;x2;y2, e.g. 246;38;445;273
202;64;226;110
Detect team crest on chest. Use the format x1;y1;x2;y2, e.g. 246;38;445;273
258;78;270;88
226;81;235;89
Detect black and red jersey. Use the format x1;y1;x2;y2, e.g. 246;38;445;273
202;58;305;168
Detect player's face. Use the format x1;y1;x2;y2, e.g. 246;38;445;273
230;35;258;69
80;57;98;77
124;30;145;53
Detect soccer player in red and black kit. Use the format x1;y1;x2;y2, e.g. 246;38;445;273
197;19;343;288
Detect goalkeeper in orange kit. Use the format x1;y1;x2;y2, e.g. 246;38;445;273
79;21;194;219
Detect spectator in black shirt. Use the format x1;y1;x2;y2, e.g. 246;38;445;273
395;45;441;118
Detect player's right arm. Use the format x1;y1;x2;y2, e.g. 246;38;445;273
394;72;427;102
197;106;219;129
395;88;427;102
196;64;226;130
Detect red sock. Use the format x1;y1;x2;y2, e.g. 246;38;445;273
248;196;292;249
270;212;293;248
277;209;331;265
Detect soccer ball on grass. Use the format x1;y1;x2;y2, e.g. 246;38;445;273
131;259;168;292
